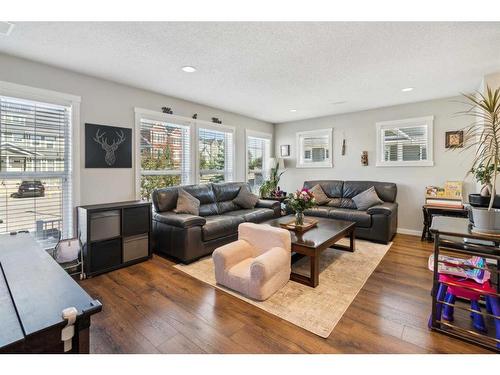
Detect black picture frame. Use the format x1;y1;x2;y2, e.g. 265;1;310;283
280;144;290;157
85;123;132;168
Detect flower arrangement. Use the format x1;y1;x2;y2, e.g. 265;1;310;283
285;188;317;225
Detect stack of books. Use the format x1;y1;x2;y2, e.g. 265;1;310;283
425;181;464;208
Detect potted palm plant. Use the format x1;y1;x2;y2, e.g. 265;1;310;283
259;158;286;198
459;86;500;233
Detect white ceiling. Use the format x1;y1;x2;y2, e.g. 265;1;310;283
1;22;500;123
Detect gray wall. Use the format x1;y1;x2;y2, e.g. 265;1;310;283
274;97;475;234
0;53;273;205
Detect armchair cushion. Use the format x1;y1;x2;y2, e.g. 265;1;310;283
251;247;290;282
366;202;398;216
153;211;206;228
239;223;291;254
212;239;254;271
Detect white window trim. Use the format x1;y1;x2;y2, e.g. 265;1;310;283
375;116;434;167
245;129;272;189
296;128;333;168
0;80;81;236
134;108;236;199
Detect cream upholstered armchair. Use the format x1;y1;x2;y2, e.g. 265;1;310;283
212;222;291;301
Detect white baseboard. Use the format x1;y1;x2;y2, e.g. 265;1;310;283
397;227;421;237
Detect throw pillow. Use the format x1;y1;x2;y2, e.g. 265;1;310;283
310;184;330;205
174;188;200;215
233;185;259;209
352;186;383;211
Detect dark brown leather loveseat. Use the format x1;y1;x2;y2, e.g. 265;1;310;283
303;180;398;243
151;182;281;263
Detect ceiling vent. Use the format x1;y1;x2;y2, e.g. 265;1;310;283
0;22;14;36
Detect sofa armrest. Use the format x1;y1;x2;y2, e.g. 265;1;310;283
256;199;280;210
250;247;290;282
367;202;398;216
153;211;206;228
213;240;254;271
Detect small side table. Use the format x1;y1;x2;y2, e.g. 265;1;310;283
421;205;468;242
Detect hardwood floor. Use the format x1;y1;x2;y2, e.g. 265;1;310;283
79;234;492;354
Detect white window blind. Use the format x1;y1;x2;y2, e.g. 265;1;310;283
139;118;191;200
0;95;72;246
246;135;270;193
198;127;234;184
376;116;434;167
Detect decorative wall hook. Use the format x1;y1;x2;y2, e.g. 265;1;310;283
192;113;198;119
161;107;173;114
211;117;222;124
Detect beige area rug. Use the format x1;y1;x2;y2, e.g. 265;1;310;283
174;238;392;338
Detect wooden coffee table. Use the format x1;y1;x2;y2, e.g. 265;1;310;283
263;215;356;287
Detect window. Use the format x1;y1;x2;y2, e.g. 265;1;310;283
246;131;271;193
296;129;333;168
0;95;73;246
376;116;434;167
139;118;191;200
198;126;234;183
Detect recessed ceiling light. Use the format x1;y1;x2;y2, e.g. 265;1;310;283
0;22;14;36
290;109;297;112
181;66;197;73
402;87;414;92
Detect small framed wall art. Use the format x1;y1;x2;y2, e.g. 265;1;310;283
445;131;464;149
280;144;291;157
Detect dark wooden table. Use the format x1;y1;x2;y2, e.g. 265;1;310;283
263;215;356;287
421;205;468;242
0;233;102;353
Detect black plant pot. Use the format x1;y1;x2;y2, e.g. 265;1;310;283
468;193;500;208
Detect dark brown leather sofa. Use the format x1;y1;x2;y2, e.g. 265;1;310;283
151;182;281;263
303;180;398;243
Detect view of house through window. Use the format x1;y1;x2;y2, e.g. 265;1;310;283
198;127;234;184
139;118;191;200
246;135;271;193
0;95;72;246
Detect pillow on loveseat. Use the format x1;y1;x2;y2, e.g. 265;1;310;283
352;186;383;211
174;188;201;215
233;185;259;209
310;184;330;205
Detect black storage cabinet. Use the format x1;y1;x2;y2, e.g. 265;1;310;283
77;200;152;278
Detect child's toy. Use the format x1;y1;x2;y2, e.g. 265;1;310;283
428;254;491;284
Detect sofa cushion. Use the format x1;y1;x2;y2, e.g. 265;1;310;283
327;197;357;209
304;206;331;218
233;185;259;209
212;182;247;202
310;184;330;205
343;181;397;203
202;215;245;241
303;180;343;198
174;188;200;215
328;208;372;228
226;208;276;223
352;186;383;210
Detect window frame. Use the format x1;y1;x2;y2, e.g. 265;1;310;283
196;121;236;184
296;128;333;168
245;129;272;192
375;116;434;167
134;108;237;198
0;80;81;238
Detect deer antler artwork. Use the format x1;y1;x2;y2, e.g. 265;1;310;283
93;129;126;166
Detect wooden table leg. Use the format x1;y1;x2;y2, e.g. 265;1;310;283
310;253;319;287
349;228;355;251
